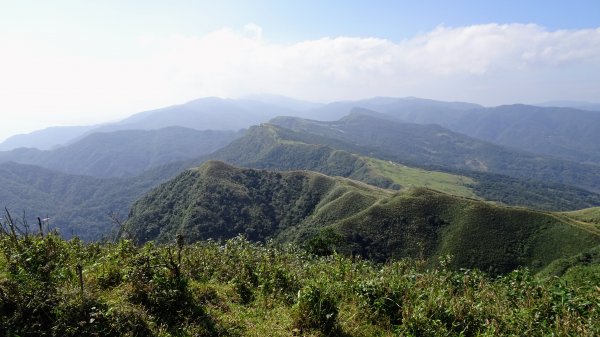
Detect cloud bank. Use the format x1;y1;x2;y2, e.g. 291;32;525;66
0;23;599;139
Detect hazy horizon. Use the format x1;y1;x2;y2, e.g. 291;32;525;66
1;0;599;141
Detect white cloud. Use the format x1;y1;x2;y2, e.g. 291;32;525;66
0;23;599;140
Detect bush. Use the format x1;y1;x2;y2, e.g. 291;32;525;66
292;282;339;335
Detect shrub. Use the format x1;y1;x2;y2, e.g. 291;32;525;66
292;282;339;335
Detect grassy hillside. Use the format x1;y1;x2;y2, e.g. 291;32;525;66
363;158;477;198
561;206;600;227
270;113;600;193
0;127;240;178
124;160;392;244
210;122;600;210
124;161;600;274
2;232;599;336
209;123;477;196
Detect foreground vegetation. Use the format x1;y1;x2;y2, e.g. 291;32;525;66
1;229;598;336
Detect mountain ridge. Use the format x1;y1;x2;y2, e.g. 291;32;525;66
123;161;600;274
0;127;241;178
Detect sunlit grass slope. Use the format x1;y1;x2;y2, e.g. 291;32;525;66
124;161;600;274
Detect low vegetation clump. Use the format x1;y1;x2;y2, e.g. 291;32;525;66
0;229;598;336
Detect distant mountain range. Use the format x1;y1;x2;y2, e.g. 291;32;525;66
0;97;304;151
536;100;600;112
4;96;600;167
0;125;96;151
387;104;600;165
0;127;241;178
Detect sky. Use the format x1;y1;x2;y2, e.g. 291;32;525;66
0;0;599;141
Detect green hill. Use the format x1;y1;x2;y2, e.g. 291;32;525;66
208;123;476;197
561;206;600;228
124;161;600;274
208;123;600;210
4;121;600;242
270;112;600;193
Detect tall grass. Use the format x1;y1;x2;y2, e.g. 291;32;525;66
0;230;598;336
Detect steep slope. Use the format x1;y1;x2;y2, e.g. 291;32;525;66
270;113;600;193
0;127;240;178
0;161;189;241
124;161;600;274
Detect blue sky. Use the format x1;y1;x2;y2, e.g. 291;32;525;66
0;1;599;140
3;1;599;42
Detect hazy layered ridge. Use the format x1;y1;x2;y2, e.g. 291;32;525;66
4;96;600;167
0;97;295;150
298;98;600;165
0;125;96;151
0;127;241;178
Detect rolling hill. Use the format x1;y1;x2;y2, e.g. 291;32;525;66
4;117;600;242
270;112;600;193
123;161;600;274
207;122;600;210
